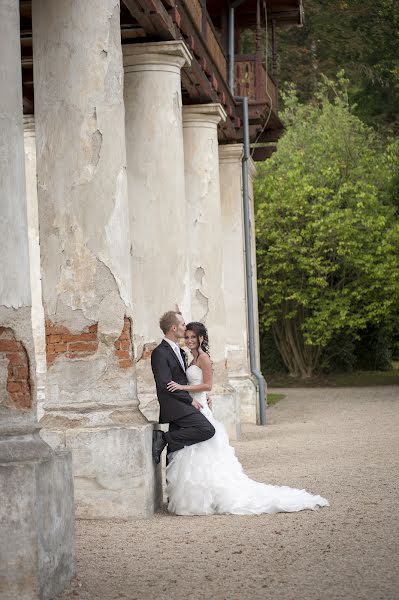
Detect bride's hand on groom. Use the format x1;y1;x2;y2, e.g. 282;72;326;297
167;380;184;392
191;399;202;410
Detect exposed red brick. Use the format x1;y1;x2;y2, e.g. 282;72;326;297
45;323;69;335
45;320;99;365
68;341;97;353
47;334;62;344
115;349;130;359
119;358;133;368
62;332;97;343
0;327;32;410
13;393;31;409
120;340;130;351
142;342;157;360
0;339;21;352
114;317;133;369
6;351;27;366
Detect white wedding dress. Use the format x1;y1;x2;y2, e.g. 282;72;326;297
166;365;329;516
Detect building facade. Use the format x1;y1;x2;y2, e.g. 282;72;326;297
0;0;302;597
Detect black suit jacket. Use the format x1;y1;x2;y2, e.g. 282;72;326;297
151;339;197;423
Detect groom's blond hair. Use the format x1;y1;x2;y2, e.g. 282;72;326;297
159;311;182;334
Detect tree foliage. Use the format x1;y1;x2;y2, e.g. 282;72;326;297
276;0;399;132
255;77;399;377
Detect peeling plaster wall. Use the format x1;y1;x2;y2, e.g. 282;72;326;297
183;108;228;379
32;0;136;412
219;145;249;375
123;42;192;416
0;0;36;432
219;145;258;424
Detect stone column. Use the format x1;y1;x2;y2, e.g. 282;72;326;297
24;116;47;419
0;1;74;597
183;104;240;440
219;144;258;423
32;0;161;519
123;41;192;422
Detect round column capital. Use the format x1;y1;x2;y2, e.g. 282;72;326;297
218;143;244;163
182;103;227;129
123;40;192;75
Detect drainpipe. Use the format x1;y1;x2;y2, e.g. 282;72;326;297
236;96;267;425
228;0;245;94
228;3;267;424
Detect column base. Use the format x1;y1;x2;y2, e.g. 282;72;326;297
0;433;75;600
41;419;162;519
211;385;241;441
229;375;259;424
138;391;159;423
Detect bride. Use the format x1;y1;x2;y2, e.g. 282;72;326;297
166;321;329;516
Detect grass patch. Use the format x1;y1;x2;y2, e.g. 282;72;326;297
266;369;399;388
267;393;286;406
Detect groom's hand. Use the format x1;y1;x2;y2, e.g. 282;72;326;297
191;399;202;410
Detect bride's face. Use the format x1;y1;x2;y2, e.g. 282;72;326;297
184;330;198;351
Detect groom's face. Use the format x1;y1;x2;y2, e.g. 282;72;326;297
175;314;186;339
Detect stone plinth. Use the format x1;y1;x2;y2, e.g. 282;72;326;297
183;104;240;440
32;0;160;518
0;1;74;597
0;433;75;600
219;144;258;424
123;41;192;421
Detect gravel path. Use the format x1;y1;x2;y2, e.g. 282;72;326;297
56;386;399;600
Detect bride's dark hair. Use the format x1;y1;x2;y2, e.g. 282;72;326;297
185;322;210;357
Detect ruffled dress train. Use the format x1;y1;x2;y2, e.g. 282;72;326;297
166;365;329;516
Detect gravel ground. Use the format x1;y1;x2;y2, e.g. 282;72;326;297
56;386;399;600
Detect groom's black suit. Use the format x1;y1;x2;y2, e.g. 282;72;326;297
151;339;215;453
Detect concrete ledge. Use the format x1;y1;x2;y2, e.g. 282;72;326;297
41;422;162;520
229;375;259;424
211;387;241;441
0;446;75;600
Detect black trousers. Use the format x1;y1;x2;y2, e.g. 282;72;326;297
164;411;215;453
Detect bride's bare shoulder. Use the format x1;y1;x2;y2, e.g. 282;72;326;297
197;352;211;367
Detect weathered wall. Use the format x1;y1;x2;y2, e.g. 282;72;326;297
0;0;36;431
219;144;258;423
123;42;192;420
1;2;75;597
32;0;161;519
183;105;240;439
33;0;135;412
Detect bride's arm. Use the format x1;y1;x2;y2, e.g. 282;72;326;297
167;353;212;393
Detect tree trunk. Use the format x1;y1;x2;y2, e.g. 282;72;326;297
272;314;321;378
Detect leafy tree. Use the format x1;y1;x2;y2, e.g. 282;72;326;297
276;0;399;132
255;77;399;377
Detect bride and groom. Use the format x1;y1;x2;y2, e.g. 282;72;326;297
151;310;329;516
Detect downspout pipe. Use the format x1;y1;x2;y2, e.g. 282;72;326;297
229;3;267;424
228;0;246;94
235;96;267;425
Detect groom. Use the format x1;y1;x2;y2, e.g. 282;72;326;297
151;310;215;463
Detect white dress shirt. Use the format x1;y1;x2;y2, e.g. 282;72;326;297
164;337;185;371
